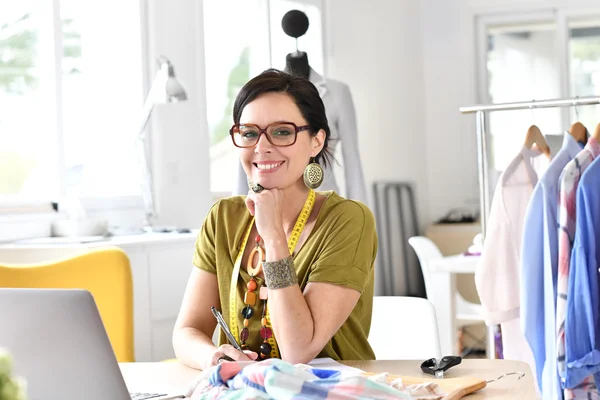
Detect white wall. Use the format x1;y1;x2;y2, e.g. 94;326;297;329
324;0;480;231
324;0;429;226
419;0;481;225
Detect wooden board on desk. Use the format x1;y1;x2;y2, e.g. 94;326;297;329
362;372;486;399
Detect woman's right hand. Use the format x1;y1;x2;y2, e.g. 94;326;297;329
206;344;258;368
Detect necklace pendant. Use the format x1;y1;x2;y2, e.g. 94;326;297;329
244;291;257;306
259;286;268;300
247;244;265;276
241;305;254;319
260;326;272;339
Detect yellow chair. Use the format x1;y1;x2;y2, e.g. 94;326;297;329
0;246;135;362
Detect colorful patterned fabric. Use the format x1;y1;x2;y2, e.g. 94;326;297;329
188;359;446;400
556;137;600;399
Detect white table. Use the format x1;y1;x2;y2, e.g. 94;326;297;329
119;359;537;399
427;254;485;357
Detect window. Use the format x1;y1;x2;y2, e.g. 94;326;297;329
59;1;144;199
0;1;144;210
203;0;271;195
204;0;324;195
569;19;600;130
484;21;561;170
478;10;600;173
0;2;60;206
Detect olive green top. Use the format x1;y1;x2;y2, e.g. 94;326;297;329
192;191;377;360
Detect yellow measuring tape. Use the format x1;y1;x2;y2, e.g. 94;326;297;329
229;189;315;359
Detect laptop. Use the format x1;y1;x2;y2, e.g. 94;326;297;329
0;288;186;400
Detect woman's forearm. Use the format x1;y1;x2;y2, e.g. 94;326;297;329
267;285;320;363
264;236;319;362
172;327;216;370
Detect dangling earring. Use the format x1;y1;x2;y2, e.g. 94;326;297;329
303;157;324;189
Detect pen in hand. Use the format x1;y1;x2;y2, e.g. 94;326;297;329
211;306;243;352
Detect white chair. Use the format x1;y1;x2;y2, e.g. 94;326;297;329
408;237;484;322
408;236;491;357
369;296;442;360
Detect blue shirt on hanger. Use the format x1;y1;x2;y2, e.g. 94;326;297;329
520;132;583;399
565;155;600;389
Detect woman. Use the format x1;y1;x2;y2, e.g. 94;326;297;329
173;69;377;370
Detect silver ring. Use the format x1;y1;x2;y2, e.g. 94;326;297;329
250;183;265;193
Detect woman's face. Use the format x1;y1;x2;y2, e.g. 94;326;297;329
238;92;324;190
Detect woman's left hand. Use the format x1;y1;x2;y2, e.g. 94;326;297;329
245;189;286;242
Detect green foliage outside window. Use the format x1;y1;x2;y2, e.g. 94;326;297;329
0;13;38;95
0;12;81;195
211;46;250;144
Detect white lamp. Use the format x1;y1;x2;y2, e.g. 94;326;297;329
137;56;187;231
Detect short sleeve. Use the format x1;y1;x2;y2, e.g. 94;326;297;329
192;201;219;273
307;201;377;293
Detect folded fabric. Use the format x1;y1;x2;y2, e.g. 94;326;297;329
188;359;445;400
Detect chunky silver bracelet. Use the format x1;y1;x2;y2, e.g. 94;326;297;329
262;256;297;289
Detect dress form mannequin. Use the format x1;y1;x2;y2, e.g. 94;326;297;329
232;10;368;205
286;52;310;79
282;10;311;79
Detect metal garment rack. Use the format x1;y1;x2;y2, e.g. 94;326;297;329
459;95;600;239
460;95;600;359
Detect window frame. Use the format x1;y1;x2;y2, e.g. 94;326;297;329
475;5;600;180
476;6;600;127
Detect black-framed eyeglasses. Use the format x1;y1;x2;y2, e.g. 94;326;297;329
229;121;313;148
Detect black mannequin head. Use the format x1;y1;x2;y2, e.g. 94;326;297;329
282;10;310;79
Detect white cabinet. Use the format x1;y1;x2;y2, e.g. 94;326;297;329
0;231;198;361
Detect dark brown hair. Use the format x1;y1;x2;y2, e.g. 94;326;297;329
232;68;332;167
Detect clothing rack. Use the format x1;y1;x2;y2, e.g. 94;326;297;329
459;95;600;239
460;95;600;360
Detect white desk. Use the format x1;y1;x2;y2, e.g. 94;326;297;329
0;231;198;361
119;359;536;399
428;254;482;356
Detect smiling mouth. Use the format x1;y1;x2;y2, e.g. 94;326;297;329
254;161;284;171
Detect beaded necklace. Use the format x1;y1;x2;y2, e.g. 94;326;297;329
229;189;316;359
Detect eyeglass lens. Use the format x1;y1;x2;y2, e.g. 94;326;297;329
232;123;297;147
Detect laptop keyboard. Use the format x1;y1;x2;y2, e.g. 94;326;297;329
130;392;168;400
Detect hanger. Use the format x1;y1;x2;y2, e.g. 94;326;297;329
524;102;550;158
593;123;600;142
569;121;588;145
524;125;550;157
569;100;588;145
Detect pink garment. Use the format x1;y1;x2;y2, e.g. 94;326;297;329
556;137;600;399
476;146;548;396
